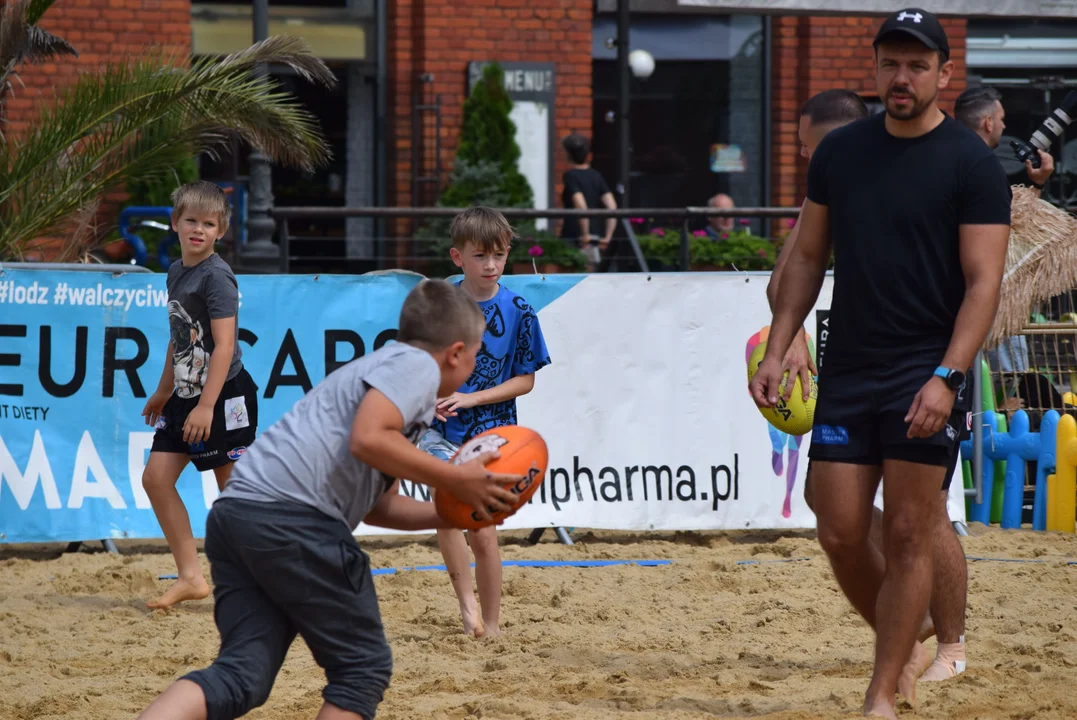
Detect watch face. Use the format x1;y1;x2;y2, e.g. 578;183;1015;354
948;370;965;389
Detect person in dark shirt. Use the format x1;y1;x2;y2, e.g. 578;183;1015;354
772;87;972;690
750;9;1011;719
560;133;616;269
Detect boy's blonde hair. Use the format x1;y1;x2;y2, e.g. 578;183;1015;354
450;206;516;253
398;280;486;350
171;181;231;234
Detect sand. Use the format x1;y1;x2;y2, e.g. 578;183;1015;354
1;524;1076;720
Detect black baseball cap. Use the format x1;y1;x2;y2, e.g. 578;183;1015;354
873;8;950;60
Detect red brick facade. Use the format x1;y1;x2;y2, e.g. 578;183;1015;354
3;0;191;258
771;15;968;209
4;1;973;249
387;0;594;218
3;0;191;140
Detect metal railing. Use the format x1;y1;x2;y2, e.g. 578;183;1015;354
269;205;802;277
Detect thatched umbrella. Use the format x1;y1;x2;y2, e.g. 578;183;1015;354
986;186;1077;348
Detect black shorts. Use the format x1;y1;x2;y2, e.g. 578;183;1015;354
805;439;963;495
184;498;392;720
807;360;971;485
150;368;259;472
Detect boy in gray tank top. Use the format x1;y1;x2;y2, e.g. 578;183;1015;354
140;182;259;610
137;279;525;720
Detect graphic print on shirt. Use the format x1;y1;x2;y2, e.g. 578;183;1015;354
447;294;550;443
169;299;209;398
512;303;544;370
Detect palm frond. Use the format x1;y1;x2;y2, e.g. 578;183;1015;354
24;0;57;26
18;25;77;64
1;0;77;124
196;35;336;90
0;35;337;259
1;0;77;74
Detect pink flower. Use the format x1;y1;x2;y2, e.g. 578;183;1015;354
692;230;707;237
528;244;544;257
630;217;644;225
720;232;729;240
653;228;665;237
784;218;797;229
739;218;751;226
756;248;768;258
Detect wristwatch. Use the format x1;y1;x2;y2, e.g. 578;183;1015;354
934;366;965;391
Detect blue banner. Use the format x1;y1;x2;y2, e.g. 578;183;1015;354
0;268;580;544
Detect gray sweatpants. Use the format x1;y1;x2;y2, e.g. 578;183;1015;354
184;498;392;720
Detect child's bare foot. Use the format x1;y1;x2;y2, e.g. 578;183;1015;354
147;576;210;609
483;625;501;639
897;640;933;703
863;699;898;720
461;604;484;638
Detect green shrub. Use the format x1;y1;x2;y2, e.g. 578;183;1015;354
634;227;777;270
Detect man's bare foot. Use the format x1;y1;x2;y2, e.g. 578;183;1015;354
147;576;210;609
461;604;484;638
897;640;933;703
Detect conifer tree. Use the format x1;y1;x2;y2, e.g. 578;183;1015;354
439;62;533;209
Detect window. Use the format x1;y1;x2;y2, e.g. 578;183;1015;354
590;14;767;233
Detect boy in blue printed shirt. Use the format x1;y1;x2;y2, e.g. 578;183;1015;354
418;206;551;638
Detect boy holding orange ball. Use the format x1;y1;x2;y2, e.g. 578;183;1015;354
418;206;552;639
137;279;525;720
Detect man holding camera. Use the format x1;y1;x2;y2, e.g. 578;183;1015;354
954;86;1055;195
955;87;1055;375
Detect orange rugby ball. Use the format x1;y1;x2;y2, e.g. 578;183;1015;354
434;426;548;530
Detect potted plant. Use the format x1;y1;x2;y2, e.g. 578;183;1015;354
509;234;588;274
415;62;537;276
690;230;777;270
633;224;778;271
634;227;683;270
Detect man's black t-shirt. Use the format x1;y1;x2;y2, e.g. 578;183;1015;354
561;167;612;240
806;112;1011;371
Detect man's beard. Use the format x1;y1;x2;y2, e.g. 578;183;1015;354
885;86;936;121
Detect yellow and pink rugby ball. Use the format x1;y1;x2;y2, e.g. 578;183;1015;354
745;326;818;436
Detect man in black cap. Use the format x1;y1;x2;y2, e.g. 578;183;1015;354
751;7;1012;719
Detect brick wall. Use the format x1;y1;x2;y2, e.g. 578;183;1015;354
771;15;968;210
6;2;977;255
388;0;594;221
3;0;191;258
4;0;191;139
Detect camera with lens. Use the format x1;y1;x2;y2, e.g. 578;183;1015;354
1010;90;1077;169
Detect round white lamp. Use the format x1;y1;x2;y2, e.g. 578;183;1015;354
629;49;655;80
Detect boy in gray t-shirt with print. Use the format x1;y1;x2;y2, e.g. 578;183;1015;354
137;280;524;720
140;182;259;610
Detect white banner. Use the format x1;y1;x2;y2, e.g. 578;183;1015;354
357;273;965;535
0;270;963;544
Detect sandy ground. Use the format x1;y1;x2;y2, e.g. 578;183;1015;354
1;524;1076;720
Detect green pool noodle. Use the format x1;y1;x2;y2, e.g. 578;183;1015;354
963;359;1005;521
991;411;1007;524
